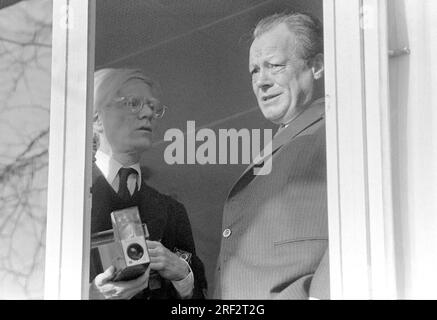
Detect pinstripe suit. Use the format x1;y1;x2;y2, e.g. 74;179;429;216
214;99;329;299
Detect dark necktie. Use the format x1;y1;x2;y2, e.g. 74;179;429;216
118;167;137;202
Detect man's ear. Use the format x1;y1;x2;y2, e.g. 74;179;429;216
311;53;324;80
93;113;103;133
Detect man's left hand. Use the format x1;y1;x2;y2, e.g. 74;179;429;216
146;240;189;281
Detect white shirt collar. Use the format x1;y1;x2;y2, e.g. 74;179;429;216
95;150;142;188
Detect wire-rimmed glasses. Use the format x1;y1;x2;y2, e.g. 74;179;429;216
114;96;167;119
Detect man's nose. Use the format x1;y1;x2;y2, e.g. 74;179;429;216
138;102;154;119
255;68;273;91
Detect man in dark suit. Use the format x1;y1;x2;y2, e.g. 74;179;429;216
214;12;329;299
89;68;206;299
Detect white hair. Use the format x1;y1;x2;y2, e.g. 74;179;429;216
92;68;159;151
93;68;159;121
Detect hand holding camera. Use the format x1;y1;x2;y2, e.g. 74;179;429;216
90;207;152;299
147;240;190;281
90;207;191;299
90;265;150;299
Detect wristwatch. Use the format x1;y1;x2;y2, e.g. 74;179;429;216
174;248;192;265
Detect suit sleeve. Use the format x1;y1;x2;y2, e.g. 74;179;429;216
170;200;208;299
272;245;329;300
309;248;330;299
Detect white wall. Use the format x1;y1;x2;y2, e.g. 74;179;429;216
388;0;437;299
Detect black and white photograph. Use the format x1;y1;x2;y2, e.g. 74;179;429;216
0;0;436;304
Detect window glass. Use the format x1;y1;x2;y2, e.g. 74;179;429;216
0;0;52;299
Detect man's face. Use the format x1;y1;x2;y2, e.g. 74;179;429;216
98;80;157;154
249;23;316;125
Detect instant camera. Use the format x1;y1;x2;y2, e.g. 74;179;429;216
91;207;150;282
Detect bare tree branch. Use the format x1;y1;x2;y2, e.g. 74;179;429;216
0;0;51;299
0;36;51;48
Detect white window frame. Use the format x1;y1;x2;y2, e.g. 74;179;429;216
44;0;95;299
44;0;398;299
324;0;397;299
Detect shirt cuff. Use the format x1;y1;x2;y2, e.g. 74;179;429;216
171;258;194;299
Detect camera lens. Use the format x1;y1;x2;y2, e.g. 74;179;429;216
126;243;144;260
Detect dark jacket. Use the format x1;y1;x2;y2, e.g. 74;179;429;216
90;164;207;299
214;99;329;299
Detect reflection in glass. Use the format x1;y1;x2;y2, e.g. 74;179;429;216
0;0;52;299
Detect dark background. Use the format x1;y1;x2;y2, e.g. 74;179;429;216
95;0;323;297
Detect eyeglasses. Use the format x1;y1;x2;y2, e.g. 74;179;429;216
113;96;167;119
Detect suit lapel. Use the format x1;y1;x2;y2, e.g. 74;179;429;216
227;99;325;199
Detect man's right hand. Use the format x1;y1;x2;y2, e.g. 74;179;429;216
89;265;150;299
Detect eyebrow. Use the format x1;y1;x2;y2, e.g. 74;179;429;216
248;63;257;71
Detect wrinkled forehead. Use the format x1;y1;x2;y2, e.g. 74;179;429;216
250;36;273;54
249;43;281;61
117;78;156;98
249;29;296;63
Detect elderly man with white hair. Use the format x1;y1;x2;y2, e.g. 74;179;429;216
89;68;207;300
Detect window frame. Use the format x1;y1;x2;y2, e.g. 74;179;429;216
323;0;397;299
44;0;398;299
44;0;95;299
